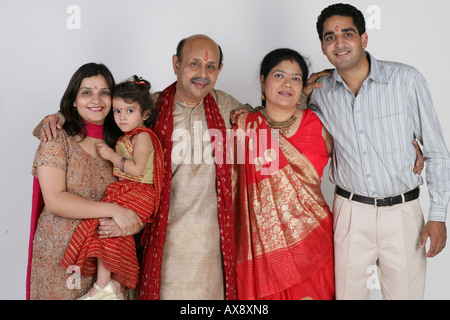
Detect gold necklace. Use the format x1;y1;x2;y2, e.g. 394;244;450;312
260;109;297;136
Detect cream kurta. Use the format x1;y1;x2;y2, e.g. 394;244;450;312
153;90;243;300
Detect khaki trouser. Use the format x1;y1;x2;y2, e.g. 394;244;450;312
333;194;427;300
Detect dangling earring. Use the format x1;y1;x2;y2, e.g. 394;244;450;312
261;92;266;101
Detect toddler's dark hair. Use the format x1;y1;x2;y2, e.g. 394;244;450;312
113;75;156;127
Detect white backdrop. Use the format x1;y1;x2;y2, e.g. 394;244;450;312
1;0;449;300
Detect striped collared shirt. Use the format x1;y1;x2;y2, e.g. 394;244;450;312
309;52;450;222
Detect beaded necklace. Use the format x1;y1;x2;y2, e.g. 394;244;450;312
260;109;297;136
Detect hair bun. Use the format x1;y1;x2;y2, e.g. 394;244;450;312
127;75;150;91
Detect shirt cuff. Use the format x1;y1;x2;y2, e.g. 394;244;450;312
427;207;447;222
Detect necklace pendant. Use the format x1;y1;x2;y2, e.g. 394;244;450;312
261;109;296;136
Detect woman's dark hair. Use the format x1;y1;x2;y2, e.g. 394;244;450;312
316;3;366;41
113;75;156;127
259;48;310;106
60;62;121;147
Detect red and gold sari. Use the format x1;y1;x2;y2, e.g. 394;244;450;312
233;111;334;300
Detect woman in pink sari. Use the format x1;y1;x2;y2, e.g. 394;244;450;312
233;48;335;300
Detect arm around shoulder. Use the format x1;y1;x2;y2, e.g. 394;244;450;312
33;111;66;141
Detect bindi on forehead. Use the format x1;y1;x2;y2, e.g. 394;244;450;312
335;25;340;32
203;49;209;63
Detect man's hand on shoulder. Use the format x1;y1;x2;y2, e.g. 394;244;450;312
35;114;64;142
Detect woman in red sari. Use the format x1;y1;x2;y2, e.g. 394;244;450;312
233;48;335;300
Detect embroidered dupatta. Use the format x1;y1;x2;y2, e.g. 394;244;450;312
233;111;333;299
138;82;237;300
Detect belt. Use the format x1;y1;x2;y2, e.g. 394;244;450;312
335;186;420;207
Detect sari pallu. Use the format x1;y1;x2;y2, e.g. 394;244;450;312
233;111;334;300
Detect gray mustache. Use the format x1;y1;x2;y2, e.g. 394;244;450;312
191;77;211;85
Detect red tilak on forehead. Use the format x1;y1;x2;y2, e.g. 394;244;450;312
203;50;208;63
95;86;98;89
335;25;340;32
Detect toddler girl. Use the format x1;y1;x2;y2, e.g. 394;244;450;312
61;76;163;300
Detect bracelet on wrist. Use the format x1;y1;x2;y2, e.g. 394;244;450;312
119;157;126;172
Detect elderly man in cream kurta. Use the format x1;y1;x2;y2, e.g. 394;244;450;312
158;89;241;299
36;35;247;299
153;34;245;299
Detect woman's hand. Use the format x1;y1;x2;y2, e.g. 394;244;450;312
107;205;143;237
413;140;424;175
97;217;145;238
97;218;122;238
302;69;333;98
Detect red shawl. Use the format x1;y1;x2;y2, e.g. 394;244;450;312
26;178;44;300
138;82;237;300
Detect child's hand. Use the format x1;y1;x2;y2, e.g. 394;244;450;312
96;142;115;161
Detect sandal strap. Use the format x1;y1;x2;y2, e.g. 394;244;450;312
93;282;104;292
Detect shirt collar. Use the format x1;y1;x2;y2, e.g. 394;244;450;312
329;51;389;92
366;52;389;83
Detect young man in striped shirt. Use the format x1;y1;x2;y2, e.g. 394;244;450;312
307;3;449;299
